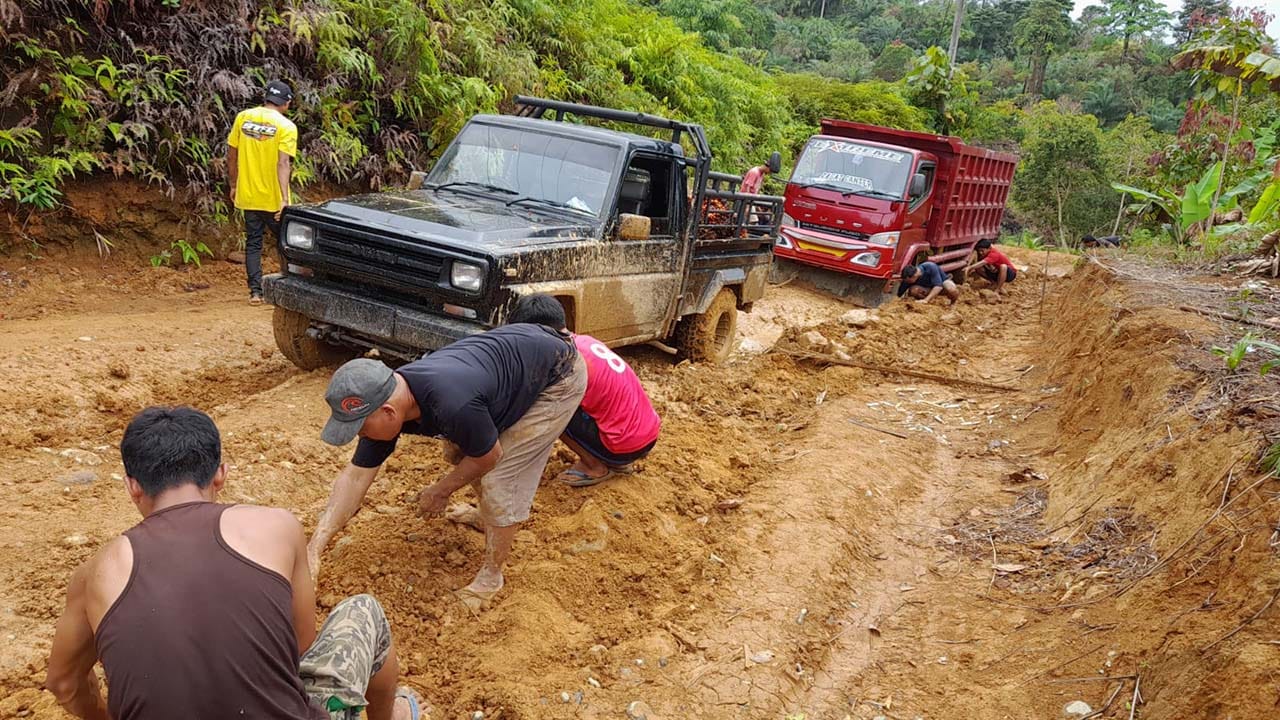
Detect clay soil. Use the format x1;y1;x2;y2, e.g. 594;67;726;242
1;235;1279;719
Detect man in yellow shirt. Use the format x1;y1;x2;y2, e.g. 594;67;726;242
227;80;298;305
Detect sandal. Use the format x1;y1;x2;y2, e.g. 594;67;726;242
558;468;617;488
396;687;423;720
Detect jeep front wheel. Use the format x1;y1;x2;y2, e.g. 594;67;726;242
272;307;359;371
675;288;738;364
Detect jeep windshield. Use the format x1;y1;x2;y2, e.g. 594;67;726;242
426;122;621;217
791;138;912;200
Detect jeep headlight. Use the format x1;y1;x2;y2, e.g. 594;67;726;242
284;222;314;250
450;261;484;292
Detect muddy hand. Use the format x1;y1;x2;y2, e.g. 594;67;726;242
417;484;449;517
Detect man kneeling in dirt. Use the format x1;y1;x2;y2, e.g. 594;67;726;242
507;293;661;487
309;323;586;611
46;406;422;720
898;260;959;305
968;239;1017;295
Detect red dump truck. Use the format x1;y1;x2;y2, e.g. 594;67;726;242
773;119;1018;306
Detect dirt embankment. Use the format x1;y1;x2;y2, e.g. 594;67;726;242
0;234;1277;720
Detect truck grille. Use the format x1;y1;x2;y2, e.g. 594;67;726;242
318;227;445;289
799;222;868;242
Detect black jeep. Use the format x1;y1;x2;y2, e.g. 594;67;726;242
263;96;783;368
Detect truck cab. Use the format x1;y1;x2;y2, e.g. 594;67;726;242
264;97;783;368
773;120;1017;306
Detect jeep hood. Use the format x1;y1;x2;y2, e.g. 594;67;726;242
296;189;603;250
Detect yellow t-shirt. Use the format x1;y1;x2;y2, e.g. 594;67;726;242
227;106;298;212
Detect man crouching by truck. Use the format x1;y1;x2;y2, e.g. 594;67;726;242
898;261;959;305
507;294;662;487
308;324;587;613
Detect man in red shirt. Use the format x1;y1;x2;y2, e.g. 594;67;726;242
508;294;662;487
969;239;1016;295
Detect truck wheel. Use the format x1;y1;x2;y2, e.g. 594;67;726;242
675;288;738;364
272;307;359;371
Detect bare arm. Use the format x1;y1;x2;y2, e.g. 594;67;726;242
227;146;239;203
276;152;292;214
284;513;317;655
307;463;380;579
418;441;503;516
45;565;108;720
924;285;943;303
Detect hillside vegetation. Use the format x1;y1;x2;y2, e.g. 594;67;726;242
2;0;1279;252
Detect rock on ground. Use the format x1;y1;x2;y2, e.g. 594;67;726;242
1063;700;1092;718
798;330;831;353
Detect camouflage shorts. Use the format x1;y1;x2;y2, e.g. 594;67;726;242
300;594;393;719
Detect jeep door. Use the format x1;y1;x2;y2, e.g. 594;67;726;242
576;151;683;345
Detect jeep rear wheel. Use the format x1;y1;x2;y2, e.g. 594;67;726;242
675;288;738;364
272;307;359;371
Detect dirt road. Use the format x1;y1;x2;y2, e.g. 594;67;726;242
1;248;1277;719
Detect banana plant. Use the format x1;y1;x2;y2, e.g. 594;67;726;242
1111;161;1274;242
1111;162;1222;243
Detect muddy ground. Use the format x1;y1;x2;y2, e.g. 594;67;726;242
1;232;1279;719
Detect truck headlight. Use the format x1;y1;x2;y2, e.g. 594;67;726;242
866;231;899;246
284;222;314;250
450;261;484;291
781;212;797;227
851;251;881;267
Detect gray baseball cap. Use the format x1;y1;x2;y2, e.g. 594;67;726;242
321;359;397;446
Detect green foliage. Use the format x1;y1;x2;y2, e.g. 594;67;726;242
1015;102;1110;244
151;239;213;267
1212;333;1280;375
778;74;928;144
905;47;962;134
871;41;916;83
1098;0;1172;54
1014;0;1073;97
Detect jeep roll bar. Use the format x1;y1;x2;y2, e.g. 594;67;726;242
513;95;713;162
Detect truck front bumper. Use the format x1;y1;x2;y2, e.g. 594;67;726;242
262;273;484;354
774;226;897;279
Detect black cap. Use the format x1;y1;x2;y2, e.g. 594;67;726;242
264;80;294;106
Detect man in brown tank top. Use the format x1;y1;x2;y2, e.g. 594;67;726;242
44;406;425;720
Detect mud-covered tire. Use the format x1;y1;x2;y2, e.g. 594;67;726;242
675;288;738;364
272;307;359;371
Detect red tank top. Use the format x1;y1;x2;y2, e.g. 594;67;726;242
94;502;326;719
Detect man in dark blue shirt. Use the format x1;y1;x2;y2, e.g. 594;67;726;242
898;261;960;305
307;324;587;612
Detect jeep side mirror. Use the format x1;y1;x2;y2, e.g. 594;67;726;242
617;213;652;241
910;173;927;198
768;151;782;175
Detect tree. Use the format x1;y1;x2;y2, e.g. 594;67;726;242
1175;0;1231;43
1014;101;1110;244
1101;0;1172;55
659;0;777;52
870;40;916;82
905;46;965;134
1014;0;1073;99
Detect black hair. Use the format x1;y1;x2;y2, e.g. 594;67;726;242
120;407;222;496
508;293;567;329
1081;234;1097;244
975;239;992;250
901;265;918;281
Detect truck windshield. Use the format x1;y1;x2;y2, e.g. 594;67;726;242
791;138;912;199
427;123;620;216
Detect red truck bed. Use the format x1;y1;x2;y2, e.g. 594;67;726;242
819;119;1018;256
